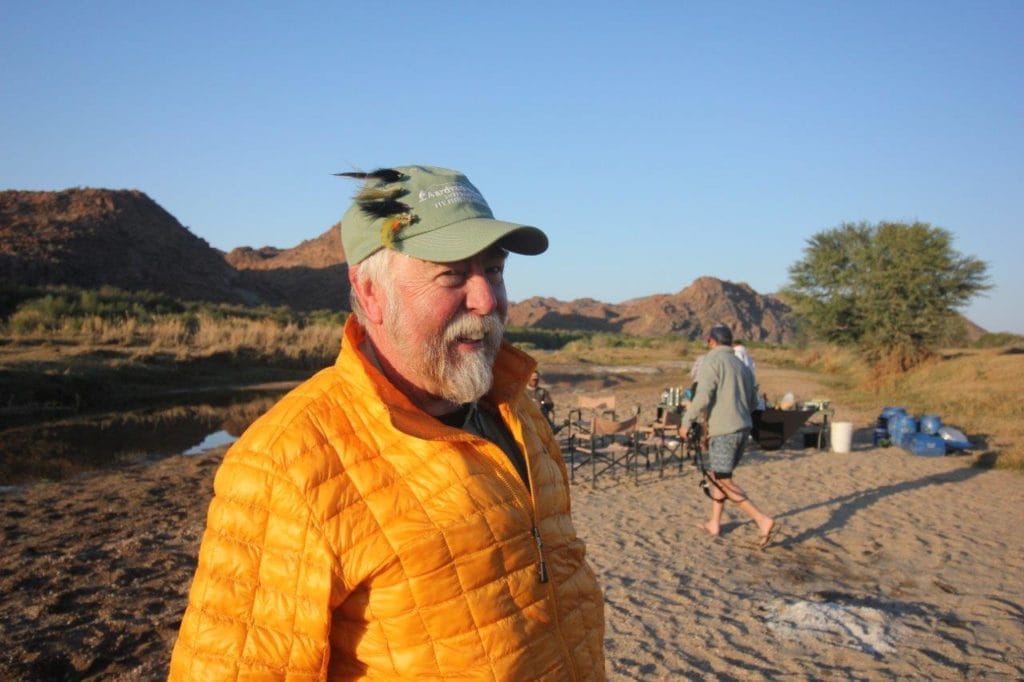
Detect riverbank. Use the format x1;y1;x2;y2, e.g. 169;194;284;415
0;338;314;430
2;432;1020;678
1;359;1021;678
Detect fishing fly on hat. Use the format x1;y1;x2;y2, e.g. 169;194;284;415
336;166;548;264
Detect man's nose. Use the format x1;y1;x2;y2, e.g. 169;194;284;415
464;273;500;315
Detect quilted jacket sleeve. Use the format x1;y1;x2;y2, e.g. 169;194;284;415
169;443;343;680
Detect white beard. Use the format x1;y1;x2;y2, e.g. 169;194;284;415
384;306;505;404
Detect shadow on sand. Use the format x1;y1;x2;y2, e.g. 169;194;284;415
776;463;985;546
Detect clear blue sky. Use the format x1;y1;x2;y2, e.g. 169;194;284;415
3;1;1022;333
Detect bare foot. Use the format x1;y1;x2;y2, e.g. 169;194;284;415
756;518;776;549
697;521;720;538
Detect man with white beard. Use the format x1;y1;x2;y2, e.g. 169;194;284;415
170;166;606;681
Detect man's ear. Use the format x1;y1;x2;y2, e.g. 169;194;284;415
349;266;385;325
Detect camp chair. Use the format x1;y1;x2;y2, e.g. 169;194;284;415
626;404;660;480
571;395;616;434
584;414;641;487
561;394;618;470
560;409;588;482
579;394;616;419
638;409;685;477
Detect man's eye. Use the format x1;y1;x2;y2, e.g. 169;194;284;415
437;271;466;286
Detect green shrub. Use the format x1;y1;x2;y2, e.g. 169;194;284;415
504;327;587;350
972;332;1024;348
0;284;351;337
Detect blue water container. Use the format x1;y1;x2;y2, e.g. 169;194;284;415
880;406;907;423
904;432;946;457
920;415;942;435
877;406;907;439
888;414;918;448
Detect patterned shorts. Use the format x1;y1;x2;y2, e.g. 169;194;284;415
707;429;750;475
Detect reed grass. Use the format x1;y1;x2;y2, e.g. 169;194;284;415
2;284;1021;470
3;305;343;368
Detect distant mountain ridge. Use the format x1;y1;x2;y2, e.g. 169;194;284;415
1;187;799;340
507;277;797;342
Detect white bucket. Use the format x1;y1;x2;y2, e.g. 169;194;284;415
831;421;854;453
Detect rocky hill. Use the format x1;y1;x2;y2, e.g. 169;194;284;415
508;277;797;342
223;227;349;311
0;189;249;304
1;187;798;338
0;189;349;311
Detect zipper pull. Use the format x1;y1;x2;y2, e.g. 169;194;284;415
532;526;549;583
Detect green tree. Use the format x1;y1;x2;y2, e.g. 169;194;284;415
785;221;990;370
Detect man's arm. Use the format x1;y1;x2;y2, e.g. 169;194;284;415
169;449;341;680
681;357;716;432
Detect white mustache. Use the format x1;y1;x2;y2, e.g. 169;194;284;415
443;313;504;346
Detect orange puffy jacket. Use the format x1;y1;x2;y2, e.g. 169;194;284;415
170;317;606;680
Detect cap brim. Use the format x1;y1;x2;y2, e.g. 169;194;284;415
393;218;548;263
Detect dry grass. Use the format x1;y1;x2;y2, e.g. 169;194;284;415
840;348;1024;470
3;314;342;366
2;319;1021;471
0;315;342;416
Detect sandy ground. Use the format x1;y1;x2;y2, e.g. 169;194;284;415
1;360;1022;680
573;446;1024;679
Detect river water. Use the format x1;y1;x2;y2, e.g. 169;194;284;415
0;384;295;486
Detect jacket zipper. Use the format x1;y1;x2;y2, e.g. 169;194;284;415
481;441;548;584
492;406;579;680
532;526;549;583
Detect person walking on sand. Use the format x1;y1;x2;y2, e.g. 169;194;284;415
169;166;606;680
681;324;776;547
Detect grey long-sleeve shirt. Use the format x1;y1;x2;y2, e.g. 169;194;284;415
682;345;759;438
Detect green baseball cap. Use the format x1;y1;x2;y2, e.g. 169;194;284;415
338;165;548;265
